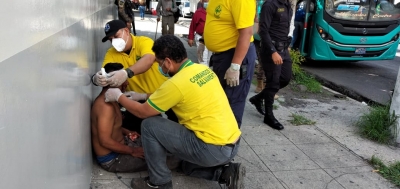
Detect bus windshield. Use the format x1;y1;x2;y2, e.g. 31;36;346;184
325;0;400;21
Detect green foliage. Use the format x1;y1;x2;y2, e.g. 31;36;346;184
251;78;257;85
290;49;305;77
370;155;400;186
289;113;316;126
356;104;398;144
290;50;322;93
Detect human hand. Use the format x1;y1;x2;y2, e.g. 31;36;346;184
166;7;171;11
224;63;240;87
107;69;128;87
188;39;194;47
272;52;283;65
93;70;108;87
124;91;147;101
157;17;161;22
131;147;145;159
105;88;123;102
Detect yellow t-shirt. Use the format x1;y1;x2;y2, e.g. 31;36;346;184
102;34;168;93
204;0;256;53
147;60;241;145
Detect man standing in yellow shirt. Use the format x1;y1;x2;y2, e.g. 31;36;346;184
204;0;257;128
91;20;177;132
104;35;245;189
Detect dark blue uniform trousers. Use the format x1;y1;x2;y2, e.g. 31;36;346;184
211;43;256;127
260;49;292;107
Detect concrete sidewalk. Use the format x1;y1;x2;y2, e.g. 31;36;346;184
90;15;400;189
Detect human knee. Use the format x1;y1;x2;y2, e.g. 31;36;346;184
280;77;291;89
141;117;161;135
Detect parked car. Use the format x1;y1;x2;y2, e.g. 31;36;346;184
177;0;197;18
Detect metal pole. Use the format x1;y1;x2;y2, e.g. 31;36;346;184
390;66;400;145
154;21;159;40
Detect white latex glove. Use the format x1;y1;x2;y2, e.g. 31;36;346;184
108;69;128;87
93;70;108;87
105;88;123;102
224;63;240;87
124;91;147;101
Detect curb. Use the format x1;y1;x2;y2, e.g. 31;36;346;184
302;69;383;105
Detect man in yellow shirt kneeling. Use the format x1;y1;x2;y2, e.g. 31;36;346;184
104;35;245;189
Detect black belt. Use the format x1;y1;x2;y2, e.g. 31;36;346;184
272;40;289;51
226;139;240;148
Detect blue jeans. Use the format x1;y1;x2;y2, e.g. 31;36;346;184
211;43;256;127
139;6;145;18
141;116;240;185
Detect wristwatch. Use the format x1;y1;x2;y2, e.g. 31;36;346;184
125;68;135;78
230;63;241;71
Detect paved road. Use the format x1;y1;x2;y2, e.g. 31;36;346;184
302;45;400;105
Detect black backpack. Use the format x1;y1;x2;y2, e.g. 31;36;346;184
115;0;134;17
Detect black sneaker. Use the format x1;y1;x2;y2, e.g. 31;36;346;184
219;163;246;189
131;177;173;189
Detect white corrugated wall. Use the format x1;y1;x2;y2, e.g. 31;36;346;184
0;0;115;188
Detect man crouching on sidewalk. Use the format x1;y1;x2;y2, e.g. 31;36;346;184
91;63;147;172
104;35;245;189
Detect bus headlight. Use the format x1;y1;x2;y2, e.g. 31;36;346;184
317;25;331;40
392;34;399;41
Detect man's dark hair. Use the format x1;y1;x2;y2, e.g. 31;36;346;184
104;63;124;73
152;35;187;63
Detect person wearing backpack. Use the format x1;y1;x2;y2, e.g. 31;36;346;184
156;0;178;35
115;0;137;35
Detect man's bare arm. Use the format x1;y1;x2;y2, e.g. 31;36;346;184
97;104;134;154
121;128;131;136
126;54;156;75
231;26;253;65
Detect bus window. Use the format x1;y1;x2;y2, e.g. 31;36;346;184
369;0;400;21
325;0;369;21
325;0;400;21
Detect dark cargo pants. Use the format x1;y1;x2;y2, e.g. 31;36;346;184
259;48;292;107
211;43;256;127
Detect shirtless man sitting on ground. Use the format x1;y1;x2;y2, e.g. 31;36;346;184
91;63;147;172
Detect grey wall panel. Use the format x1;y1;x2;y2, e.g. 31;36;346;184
0;1;116;188
0;0;112;62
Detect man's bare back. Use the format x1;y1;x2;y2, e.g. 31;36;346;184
91;90;126;157
90;63;147;173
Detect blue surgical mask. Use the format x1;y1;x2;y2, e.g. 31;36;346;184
158;61;170;78
203;2;208;9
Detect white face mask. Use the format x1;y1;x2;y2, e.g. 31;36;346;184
112;30;127;52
